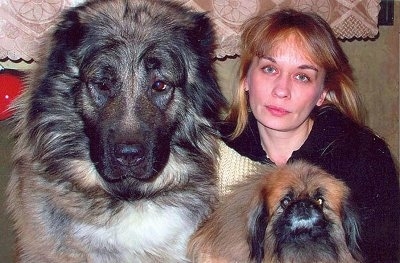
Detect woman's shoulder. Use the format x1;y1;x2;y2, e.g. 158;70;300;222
314;106;391;154
218;115;266;162
313;106;398;195
351;125;392;160
305;106;397;185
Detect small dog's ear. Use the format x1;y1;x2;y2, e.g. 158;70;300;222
247;190;269;263
342;201;363;262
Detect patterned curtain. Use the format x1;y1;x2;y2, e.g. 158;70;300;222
0;0;381;60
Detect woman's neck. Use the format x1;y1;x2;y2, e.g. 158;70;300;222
258;119;314;165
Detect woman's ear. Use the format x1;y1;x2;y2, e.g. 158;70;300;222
243;77;249;91
316;89;327;106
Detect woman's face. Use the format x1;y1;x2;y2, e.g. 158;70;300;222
244;35;327;133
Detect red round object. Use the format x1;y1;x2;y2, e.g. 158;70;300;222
0;71;24;120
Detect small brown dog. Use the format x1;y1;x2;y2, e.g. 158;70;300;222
189;161;363;263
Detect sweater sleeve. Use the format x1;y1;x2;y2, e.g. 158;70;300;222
349;136;399;263
217;140;264;195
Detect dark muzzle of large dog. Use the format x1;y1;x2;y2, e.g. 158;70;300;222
87;119;171;184
114;142;145;167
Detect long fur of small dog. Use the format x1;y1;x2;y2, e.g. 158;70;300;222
6;0;225;262
188;161;363;263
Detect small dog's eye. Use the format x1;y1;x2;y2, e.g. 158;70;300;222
280;197;291;208
316;197;324;206
152;80;168;92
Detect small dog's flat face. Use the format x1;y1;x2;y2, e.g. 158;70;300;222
247;162;361;262
188;161;362;263
262;164;350;238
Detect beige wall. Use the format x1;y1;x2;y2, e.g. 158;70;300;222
341;2;399;161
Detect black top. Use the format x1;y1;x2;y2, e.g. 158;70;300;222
221;106;400;263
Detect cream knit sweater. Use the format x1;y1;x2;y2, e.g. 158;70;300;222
190;141;264;262
217;140;264;195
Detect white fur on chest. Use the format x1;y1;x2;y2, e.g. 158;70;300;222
74;202;194;262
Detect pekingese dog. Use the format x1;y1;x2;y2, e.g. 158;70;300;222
188;161;363;263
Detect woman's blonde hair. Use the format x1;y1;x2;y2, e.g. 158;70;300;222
226;9;365;138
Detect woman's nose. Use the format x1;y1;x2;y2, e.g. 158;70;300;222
272;75;290;99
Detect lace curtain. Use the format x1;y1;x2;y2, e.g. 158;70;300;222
0;0;381;60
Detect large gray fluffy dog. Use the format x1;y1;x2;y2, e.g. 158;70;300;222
6;0;225;262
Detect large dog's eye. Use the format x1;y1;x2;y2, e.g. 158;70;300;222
151;80;169;92
97;81;111;92
89;80;113;93
149;78;174;109
87;78;117;106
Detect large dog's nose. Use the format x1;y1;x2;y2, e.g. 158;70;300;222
114;143;145;166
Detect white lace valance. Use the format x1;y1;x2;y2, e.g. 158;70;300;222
0;0;381;60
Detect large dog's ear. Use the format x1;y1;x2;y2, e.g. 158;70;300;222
187;12;215;58
342;201;363;262
247;190;269;263
185;12;226;121
47;7;86;71
28;7;86;120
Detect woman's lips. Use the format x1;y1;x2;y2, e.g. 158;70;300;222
266;105;290;117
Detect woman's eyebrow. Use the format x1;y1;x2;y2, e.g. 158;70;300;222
298;64;319;72
260;56;276;63
260;55;319;72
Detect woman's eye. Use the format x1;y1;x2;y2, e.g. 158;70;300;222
295;74;310;82
152;80;168;92
262;65;277;74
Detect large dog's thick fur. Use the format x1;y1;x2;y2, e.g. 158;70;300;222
189;161;363;263
6;0;225;262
